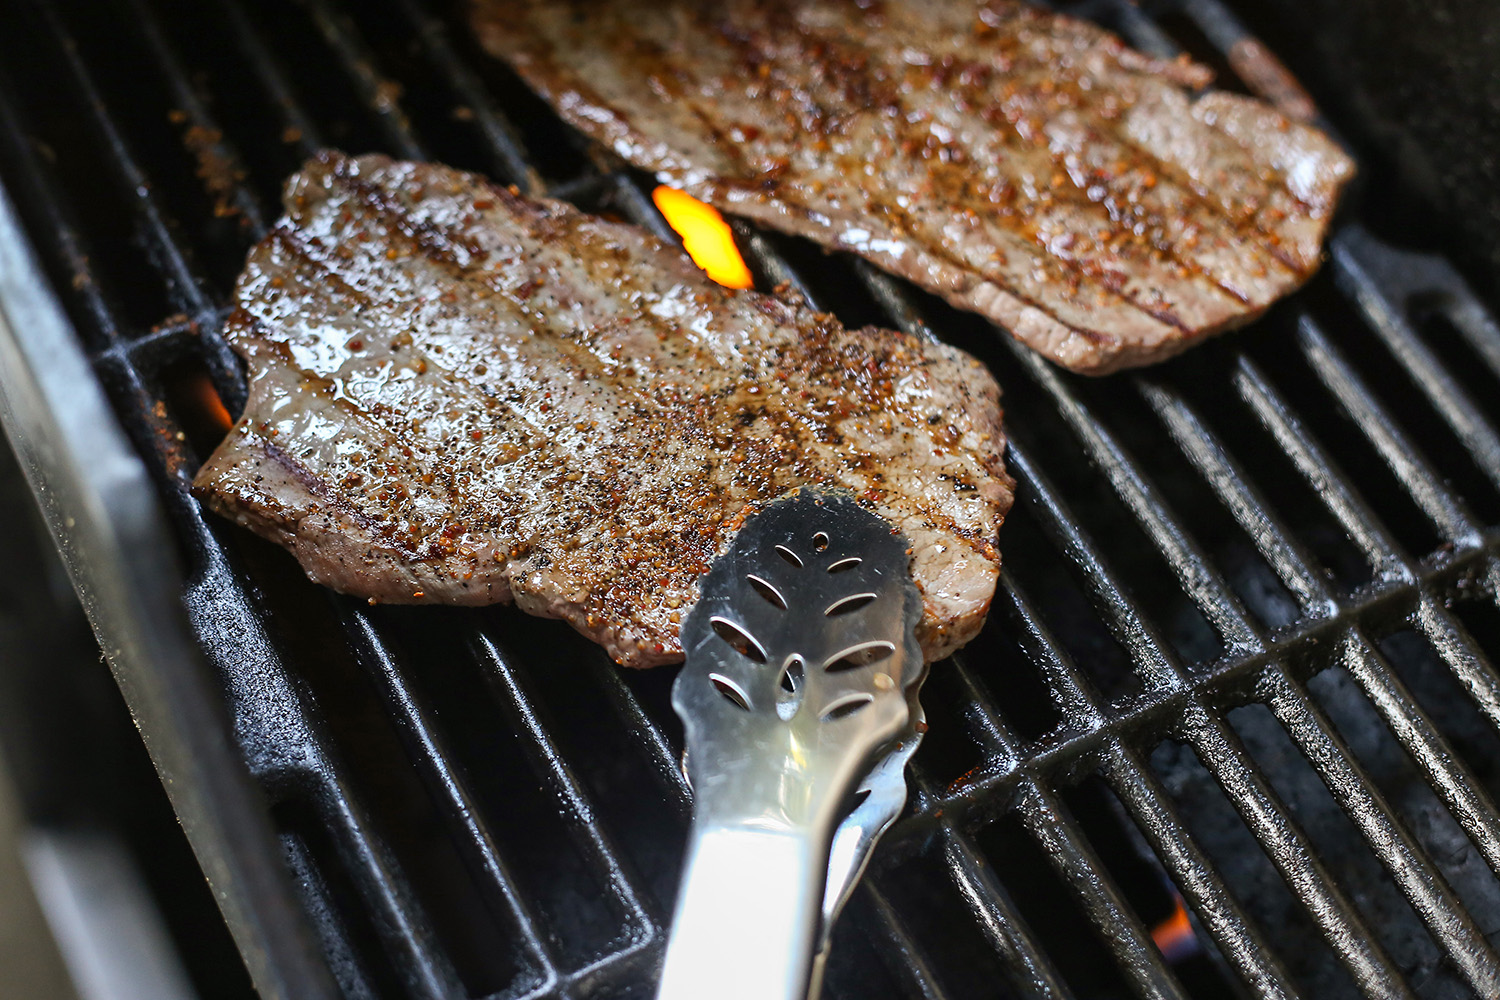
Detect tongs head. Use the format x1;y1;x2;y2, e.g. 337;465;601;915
658;488;927;1000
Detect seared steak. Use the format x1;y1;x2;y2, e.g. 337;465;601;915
193;152;1012;667
473;0;1355;374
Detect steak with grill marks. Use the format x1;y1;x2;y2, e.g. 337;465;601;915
472;0;1355;375
192;152;1013;668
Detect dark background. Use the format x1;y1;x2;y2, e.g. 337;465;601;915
1235;0;1500;302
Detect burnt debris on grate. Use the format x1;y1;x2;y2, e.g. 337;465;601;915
1;0;1500;998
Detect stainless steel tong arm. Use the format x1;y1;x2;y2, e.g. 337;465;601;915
658;489;924;1000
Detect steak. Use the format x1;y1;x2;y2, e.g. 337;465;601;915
192;152;1013;668
472;0;1356;374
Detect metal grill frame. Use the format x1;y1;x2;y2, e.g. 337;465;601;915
1;1;1499;998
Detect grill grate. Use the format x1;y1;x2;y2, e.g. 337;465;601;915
2;0;1500;998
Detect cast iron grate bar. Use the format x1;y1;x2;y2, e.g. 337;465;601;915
216;0;328;158
869;302;1416;996
121;0;269;237
991;564;1301;998
1331;237;1500;496
340;612;562;997
2;0;1500;998
31;3;217;323
1298;315;1483;546
0;80;123;343
1141;373;1500;888
959;273;1500;988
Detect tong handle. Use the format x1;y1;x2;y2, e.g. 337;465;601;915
660;490;925;1000
656;826;824;1000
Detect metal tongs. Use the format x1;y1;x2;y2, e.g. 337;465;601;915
657;489;927;1000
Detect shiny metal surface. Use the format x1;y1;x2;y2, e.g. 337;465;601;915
659;488;925;1000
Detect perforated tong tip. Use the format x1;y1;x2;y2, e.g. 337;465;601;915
658;488;928;1000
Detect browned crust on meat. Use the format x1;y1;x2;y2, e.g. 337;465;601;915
193;152;1013;667
471;0;1355;374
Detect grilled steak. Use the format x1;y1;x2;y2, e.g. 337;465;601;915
193;152;1013;667
472;0;1355;374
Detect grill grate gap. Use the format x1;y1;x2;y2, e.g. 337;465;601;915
870;840;1022;1000
1225;699;1483;998
1149;738;1366;1000
973;811;1148;999
1057;776;1247;1000
1309;658;1500;935
279;810;407;1000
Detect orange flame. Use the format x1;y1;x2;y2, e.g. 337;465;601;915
1151;897;1198;963
651;186;754;290
190;372;233;432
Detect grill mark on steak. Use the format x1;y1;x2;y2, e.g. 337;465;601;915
676;15;1217;334
314;168;952;532
321;166;1000;551
259;435;422;556
472;0;1354;374
194;152;1012;667
702;9;1264;322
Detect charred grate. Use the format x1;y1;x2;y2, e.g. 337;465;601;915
1;0;1499;998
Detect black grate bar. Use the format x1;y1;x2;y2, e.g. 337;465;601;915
995;569;1315;999
1340;628;1500;874
587;659;692;809
1107;3;1182;59
977;440;1412;995
35;4;216;322
1004;443;1182;691
340;611;563;996
1412;600;1500;734
307;774;468;999
473;634;661;933
1183;703;1414;999
1297;315;1483;546
994;574;1104;727
1261;665;1500;993
386;0;542;192
941;827;1079;1000
1444;294;1500;383
1235;358;1412;582
986;565;1301;997
1140;382;1336;614
213;0;327;156
936;654;1192;996
616;174;703;248
1237;356;1500;703
1011;779;1192;1000
0;78;122;342
300;0;428;160
119;0;269;237
1011;342;1262;651
1331;232;1500;494
855;880;957;1000
1101;744;1300;1000
730;217;824;310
